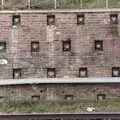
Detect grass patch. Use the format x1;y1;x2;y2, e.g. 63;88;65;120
0;100;120;112
3;0;120;9
108;0;120;8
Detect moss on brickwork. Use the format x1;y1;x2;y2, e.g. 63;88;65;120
0;100;120;113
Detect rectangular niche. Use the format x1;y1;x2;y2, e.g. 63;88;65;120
47;15;55;25
0;96;4;102
31;41;39;53
13;68;22;79
110;14;119;36
12;14;21;26
97;94;106;101
94;40;103;51
79;67;88;77
112;67;120;77
31;95;40;102
77;14;85;25
62;39;71;52
0;41;6;52
110;14;118;24
64;95;73;101
47;68;56;78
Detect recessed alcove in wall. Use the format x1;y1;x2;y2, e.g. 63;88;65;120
13;68;22;79
112;67;120;77
110;14;118;24
97;94;106;101
79;67;88;77
110;14;119;37
47;68;56;78
31;41;40;53
64;94;73;101
62;39;71;52
31;95;40;102
77;14;85;25
12;14;21;26
47;15;55;25
0;41;6;52
94;40;103;51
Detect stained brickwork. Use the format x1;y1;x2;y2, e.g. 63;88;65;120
0;83;120;102
0;10;120;79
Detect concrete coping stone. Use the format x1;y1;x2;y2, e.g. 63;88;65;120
0;78;120;86
0;9;120;14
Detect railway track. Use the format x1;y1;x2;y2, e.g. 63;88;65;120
0;113;120;120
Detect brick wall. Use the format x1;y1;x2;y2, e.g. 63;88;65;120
0;83;120;102
0;10;120;79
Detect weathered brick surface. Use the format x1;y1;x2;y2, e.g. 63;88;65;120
0;83;120;102
0;10;120;78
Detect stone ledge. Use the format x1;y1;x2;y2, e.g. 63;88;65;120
0;78;120;86
0;8;120;14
